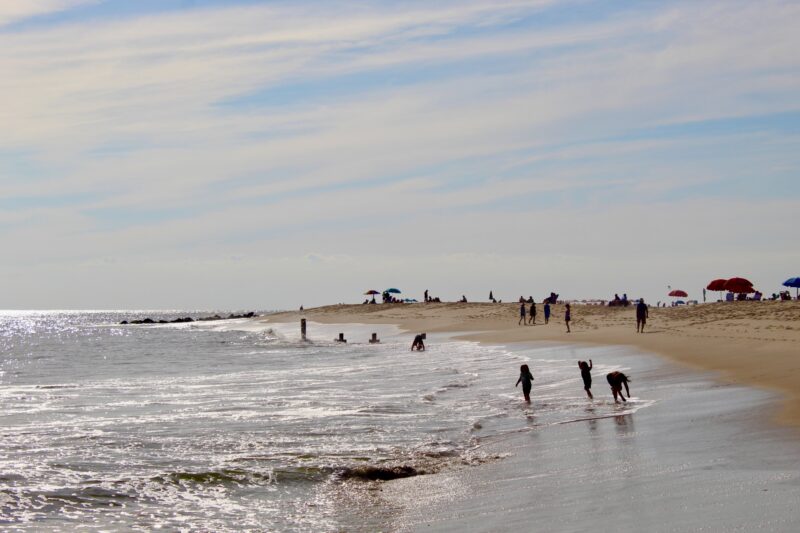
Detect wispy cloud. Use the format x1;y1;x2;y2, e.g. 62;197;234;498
0;0;96;28
1;0;799;307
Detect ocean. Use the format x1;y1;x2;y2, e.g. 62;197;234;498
2;311;799;532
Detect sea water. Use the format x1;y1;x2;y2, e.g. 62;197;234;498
1;311;655;531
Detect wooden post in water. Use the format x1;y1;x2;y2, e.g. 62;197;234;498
300;319;306;341
335;332;347;343
369;333;380;344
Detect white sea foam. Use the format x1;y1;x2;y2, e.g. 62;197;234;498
1;311;668;531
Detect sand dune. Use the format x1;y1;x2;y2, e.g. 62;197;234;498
265;301;800;426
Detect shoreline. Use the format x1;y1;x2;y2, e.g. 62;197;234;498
263;301;800;427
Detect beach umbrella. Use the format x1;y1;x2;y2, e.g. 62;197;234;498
706;279;727;302
782;277;800;298
668;289;688;298
363;290;380;295
724;277;754;294
385;288;401;294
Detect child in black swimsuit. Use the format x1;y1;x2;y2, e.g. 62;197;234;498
515;364;534;403
606;371;631;403
578;359;593;399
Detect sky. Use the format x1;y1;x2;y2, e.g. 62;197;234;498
1;0;799;310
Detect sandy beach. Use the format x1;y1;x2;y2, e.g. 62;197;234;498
265;301;800;426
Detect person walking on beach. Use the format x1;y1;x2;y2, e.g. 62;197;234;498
518;302;527;325
544;301;551;324
565;303;571;333
528;300;537;325
515;364;534;403
636;298;648;333
578;360;593;399
606;371;631;403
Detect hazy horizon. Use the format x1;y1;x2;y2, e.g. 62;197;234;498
2;0;798;309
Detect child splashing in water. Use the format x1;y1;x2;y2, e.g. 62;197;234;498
578;359;593;399
515;364;534;403
606;371;631;403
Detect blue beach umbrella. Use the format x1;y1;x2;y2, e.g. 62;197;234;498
782;277;800;298
385;288;401;294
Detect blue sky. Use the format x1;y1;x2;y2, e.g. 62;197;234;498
1;0;798;309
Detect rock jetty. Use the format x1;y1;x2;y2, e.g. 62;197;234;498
120;312;257;325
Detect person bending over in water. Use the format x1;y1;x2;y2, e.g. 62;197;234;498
606;371;631;403
578;359;593;399
410;334;425;351
515;364;534;403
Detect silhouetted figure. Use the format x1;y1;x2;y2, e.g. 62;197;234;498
528;300;537;325
544;302;551;324
565;303;571;333
578;359;593;399
636;298;648;333
424;289;428;302
515;364;534;403
411;334;425;351
518;303;526;325
606;371;631;403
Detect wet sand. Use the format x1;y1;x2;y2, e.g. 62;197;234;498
342;343;800;532
263;304;800;531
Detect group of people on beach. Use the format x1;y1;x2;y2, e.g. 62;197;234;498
518;300;569;331
515;361;631;404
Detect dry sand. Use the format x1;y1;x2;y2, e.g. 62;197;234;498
265;301;800;426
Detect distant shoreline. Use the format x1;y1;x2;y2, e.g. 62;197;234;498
264;301;800;428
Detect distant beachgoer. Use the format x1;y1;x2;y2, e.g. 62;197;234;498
703;288;706;303
300;305;304;312
515;364;534;403
518;303;526;325
636;298;648;333
578;359;593;399
606;371;631;403
411;334;425;351
544;302;551;324
461;295;467;303
424;289;429;302
489;291;494;302
528;300;537;325
565;303;571;333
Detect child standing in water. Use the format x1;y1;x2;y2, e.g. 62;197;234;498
515;364;534;403
578;359;593;399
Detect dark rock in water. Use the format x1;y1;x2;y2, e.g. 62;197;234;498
338;465;420;481
142;318;155;324
120;320;128;324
